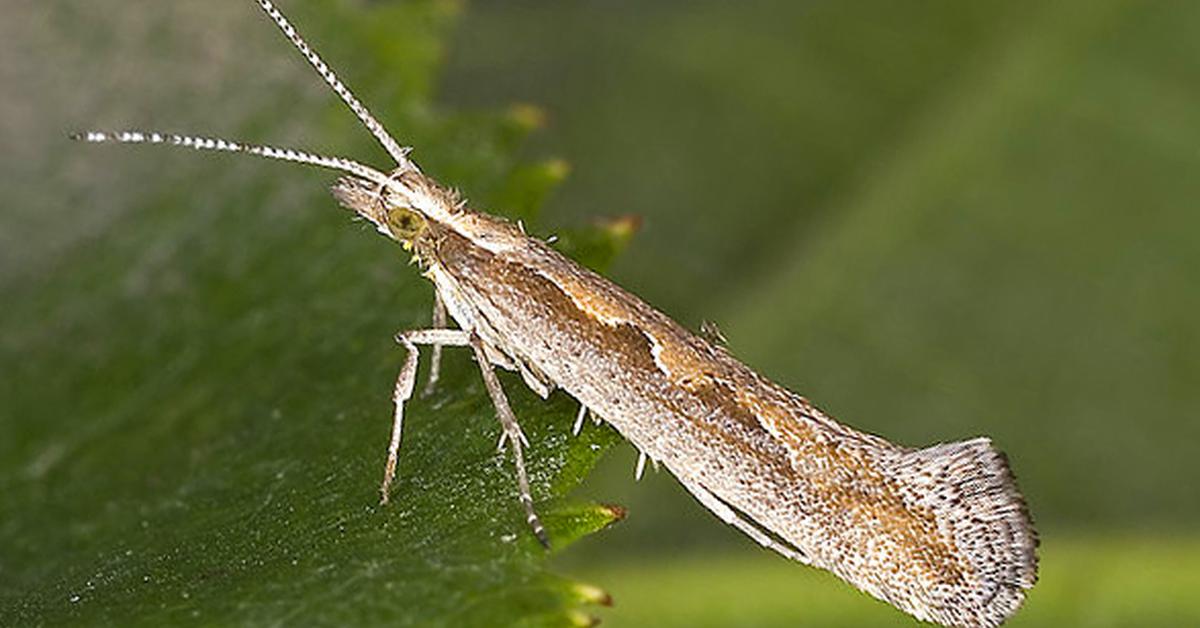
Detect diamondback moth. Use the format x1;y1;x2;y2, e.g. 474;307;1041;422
73;2;1039;626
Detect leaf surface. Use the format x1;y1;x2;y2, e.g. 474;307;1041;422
0;2;622;626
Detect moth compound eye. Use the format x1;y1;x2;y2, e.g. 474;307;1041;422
386;207;425;240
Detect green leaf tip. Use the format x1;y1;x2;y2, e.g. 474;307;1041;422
565;609;602;627
544;502;629;550
508;103;549;131
570;582;614;608
494;158;573;224
554;214;643;273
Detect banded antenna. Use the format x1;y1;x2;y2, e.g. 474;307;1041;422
253;0;416;169
72;0;415;183
71;130;394;189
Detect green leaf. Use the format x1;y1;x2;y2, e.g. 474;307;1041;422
1;1;624;625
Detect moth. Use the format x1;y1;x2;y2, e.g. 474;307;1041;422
74;2;1038;627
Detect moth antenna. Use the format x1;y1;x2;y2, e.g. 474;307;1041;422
71;130;393;188
254;0;415;169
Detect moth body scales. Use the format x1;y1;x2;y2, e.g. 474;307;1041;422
74;2;1039;627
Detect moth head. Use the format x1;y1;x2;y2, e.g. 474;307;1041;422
332;171;450;246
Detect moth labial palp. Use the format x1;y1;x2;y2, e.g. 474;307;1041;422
73;1;1039;626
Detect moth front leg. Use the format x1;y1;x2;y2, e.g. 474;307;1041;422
380;328;471;505
469;334;550;549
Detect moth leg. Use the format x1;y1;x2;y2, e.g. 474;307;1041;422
380;328;471;505
469;334;550;549
679;477;811;565
571;403;588;436
420;293;448;397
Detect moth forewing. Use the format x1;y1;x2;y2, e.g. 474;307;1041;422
425;226;1038;627
74;1;1038;627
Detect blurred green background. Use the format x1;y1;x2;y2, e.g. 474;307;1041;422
4;0;1199;626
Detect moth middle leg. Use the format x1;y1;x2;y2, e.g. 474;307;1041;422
469;333;550;549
